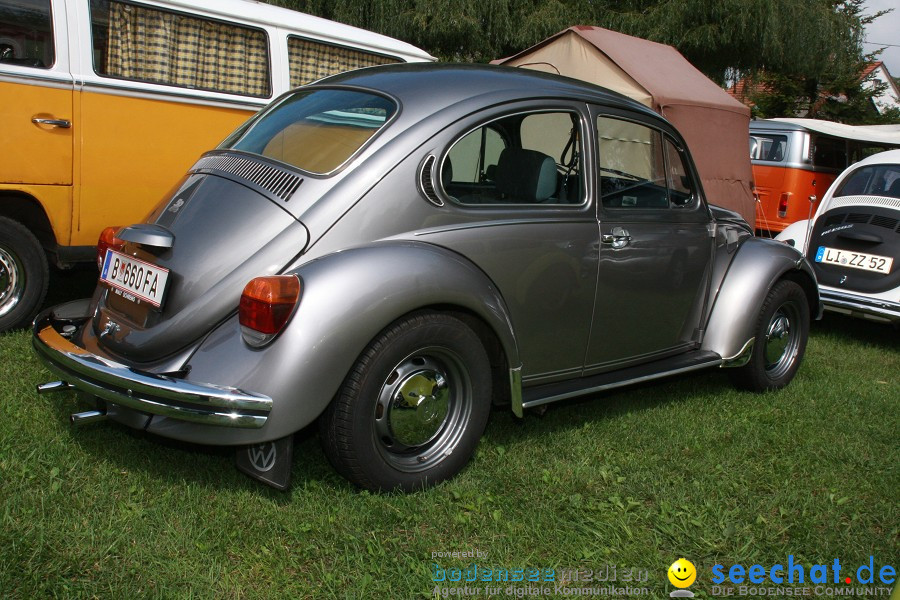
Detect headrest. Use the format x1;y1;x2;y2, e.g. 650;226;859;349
495;148;557;203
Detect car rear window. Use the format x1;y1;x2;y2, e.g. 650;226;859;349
221;89;396;174
835;164;900;198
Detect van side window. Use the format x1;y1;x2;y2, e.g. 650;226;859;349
813;136;847;170
89;0;270;97
288;37;399;87
749;134;787;162
0;0;54;68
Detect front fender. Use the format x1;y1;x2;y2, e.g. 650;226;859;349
149;241;519;444
700;237;819;361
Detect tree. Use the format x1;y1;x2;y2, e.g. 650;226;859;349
266;0;898;123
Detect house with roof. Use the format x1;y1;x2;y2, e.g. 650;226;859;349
727;61;900;117
860;61;900;113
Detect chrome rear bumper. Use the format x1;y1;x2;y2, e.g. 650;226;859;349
32;310;272;428
820;289;900;323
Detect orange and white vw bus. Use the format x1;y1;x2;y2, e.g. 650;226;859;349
0;0;433;330
750;118;900;236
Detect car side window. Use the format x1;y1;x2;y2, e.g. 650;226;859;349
442;111;584;205
664;138;696;206
89;0;271;97
0;0;54;69
597;115;695;209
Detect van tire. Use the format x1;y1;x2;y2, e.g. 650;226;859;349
0;217;49;331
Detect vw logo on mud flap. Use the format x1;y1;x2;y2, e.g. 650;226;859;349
247;442;277;472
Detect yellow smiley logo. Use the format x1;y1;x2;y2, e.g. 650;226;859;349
667;558;697;588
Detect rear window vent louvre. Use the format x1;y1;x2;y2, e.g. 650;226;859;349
193;154;303;202
418;155;444;207
823;214;846;228
871;215;899;230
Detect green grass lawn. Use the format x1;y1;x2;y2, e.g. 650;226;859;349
0;275;897;598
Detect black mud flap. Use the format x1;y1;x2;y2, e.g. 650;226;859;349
235;435;293;491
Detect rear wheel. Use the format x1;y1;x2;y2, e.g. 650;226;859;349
320;312;491;491
728;279;809;392
0;217;48;331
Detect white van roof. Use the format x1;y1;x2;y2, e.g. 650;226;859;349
160;0;435;62
764;118;900;146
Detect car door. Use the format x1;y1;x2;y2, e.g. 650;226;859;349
584;109;714;374
0;0;73;187
427;104;600;384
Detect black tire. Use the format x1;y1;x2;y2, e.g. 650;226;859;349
320;312;492;492
728;279;809;392
0;217;49;331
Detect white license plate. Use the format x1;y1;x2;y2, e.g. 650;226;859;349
815;246;893;274
100;249;170;308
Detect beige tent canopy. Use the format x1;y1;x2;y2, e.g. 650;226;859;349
494;26;756;226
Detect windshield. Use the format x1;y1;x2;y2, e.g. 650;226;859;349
221;89;396;174
835;164;900;198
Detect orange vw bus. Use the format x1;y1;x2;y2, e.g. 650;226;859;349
750;118;900;235
0;0;433;330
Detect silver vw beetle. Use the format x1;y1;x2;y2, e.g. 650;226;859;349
32;64;820;491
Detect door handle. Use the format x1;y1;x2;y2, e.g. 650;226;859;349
601;227;632;249
32;117;71;128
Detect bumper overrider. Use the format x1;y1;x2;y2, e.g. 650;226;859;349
819;289;900;323
32;308;272;428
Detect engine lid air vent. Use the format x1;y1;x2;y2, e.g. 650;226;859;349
192;153;303;203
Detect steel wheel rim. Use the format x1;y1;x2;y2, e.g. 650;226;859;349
0;246;23;318
764;301;801;379
373;346;473;473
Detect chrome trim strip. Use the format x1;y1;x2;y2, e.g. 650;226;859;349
521;358;723;410
0;71;74;88
509;366;523;418
32;316;272;429
81;80;266;110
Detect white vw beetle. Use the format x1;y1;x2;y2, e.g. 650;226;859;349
777;149;900;324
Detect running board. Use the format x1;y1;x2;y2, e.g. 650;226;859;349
517;350;723;414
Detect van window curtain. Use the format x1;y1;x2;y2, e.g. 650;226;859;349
105;1;269;97
288;37;398;87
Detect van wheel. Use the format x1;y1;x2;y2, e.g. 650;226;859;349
728;280;809;392
0;217;48;331
320;312;491;492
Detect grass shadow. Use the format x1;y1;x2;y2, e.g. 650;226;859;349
811;312;898;350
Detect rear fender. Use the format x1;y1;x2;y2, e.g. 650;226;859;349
148;241;520;444
701;237;820;362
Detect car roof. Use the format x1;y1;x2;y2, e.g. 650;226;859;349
314;62;661;119
853;148;900;167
